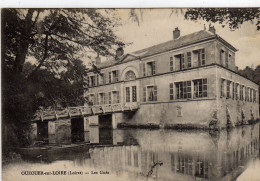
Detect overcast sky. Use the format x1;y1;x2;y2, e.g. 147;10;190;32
112;9;260;69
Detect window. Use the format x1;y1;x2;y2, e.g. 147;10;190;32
132;86;137;102
112;91;120;104
147;86;157;101
89;75;96;87
174;54;185;70
88;94;95;105
170;83;174;100
176;82;184;99
98;74;105;85
170;57;174;71
125;70;136;81
226;80;231;99
194;79;207;98
221;79;225;97
193;49;205;67
175;81;191;99
147;61;156;76
187;52;192;68
109;70;119;83
112;70;119;82
99;93;105;105
126;87;130;102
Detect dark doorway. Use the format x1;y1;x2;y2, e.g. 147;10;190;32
71;118;84;143
37;122;48;143
99;114;113;145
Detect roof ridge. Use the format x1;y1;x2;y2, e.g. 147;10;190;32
132;30;214;55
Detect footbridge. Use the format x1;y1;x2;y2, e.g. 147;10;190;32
31;103;140;144
33;103;140;122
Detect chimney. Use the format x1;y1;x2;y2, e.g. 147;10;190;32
95;54;101;64
116;47;124;59
209;25;216;34
173;27;180;39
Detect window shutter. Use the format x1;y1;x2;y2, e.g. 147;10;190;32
175;56;180;71
116;70;120;82
109;72;112;83
153;61;156;75
96;75;99;86
117;91;120;103
154;86;157;101
96;94;99;105
143;63;146;76
225;51;228;68
108;92;111;104
170;83;174;100
103;73;106;84
170;57;173;71
87;76;90;87
143;87;146;102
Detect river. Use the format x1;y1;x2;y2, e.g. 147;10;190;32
2;123;260;181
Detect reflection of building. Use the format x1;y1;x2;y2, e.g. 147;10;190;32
85;27;259;129
86;124;259;181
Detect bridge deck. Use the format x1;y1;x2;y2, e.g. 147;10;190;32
33;104;139;122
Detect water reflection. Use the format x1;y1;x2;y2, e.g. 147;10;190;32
3;123;260;181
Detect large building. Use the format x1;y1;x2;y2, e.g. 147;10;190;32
85;26;259;129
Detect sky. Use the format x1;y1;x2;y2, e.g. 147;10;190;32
109;9;260;69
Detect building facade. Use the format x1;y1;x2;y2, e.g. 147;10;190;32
85;27;259;129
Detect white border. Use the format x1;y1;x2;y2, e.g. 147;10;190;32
1;0;260;8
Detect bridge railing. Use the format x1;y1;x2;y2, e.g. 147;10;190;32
33;103;139;121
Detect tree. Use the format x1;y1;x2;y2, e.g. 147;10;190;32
2;8;125;75
1;8;125;151
184;8;260;31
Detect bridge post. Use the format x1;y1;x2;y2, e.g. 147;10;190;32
112;113;124;129
48;121;56;144
89;126;99;144
89;115;99;126
83;117;90;142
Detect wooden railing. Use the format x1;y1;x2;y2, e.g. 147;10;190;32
33;103;139;121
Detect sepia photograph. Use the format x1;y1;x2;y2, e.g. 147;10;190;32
1;7;260;181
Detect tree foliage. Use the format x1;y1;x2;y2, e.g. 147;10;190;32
2;8;124;74
185;8;260;31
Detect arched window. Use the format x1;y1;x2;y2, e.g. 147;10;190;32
125;70;136;81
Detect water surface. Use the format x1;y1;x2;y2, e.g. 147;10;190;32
3;123;260;181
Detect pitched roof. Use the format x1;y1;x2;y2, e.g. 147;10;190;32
94;30;237;70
